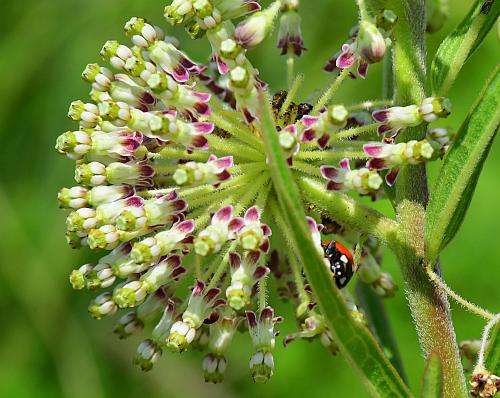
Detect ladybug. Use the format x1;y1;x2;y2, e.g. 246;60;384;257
322;240;354;289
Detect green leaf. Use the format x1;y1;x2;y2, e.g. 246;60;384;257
426;66;500;260
355;282;408;384
431;0;500;96
484;318;500;374
258;91;413;398
420;353;443;398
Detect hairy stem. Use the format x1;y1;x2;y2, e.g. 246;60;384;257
312;67;352;114
298;177;399;244
426;263;495;321
389;1;467;396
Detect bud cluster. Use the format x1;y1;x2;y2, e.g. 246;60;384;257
55;0;452;386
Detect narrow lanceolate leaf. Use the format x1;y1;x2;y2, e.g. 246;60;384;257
431;0;500;96
426;67;500;261
258;91;412;398
484;318;500;374
420;353;443;398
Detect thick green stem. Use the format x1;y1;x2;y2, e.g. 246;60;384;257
298;177;399;245
389;1;467;396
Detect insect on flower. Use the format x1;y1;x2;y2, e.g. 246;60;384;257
322;240;355;289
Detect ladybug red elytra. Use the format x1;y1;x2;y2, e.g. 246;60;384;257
322;240;354;289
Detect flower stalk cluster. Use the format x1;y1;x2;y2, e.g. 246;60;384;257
55;0;458;385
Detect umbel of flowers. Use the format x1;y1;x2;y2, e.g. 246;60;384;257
56;0;454;383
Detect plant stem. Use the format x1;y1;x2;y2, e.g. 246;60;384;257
426;263;495;321
287;55;294;89
332;122;379;140
347;99;394;112
389;1;467;396
357;0;370;21
297;177;399;244
475;314;500;372
280;73;304;116
312;67;352;114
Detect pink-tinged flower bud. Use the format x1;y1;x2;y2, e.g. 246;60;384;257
372;97;451;137
58;186;89;209
164;0;195;25
68;101;100;128
236;206;272;253
174;155;233;187
108;75;157;112
364;139;436;171
284;313;339;355
149;41;203;83
151;299;177;342
88;292;118;320
194;205;243;256
95;196;144;225
87;185;135;207
235;1;281;49
306;216;326;258
277;2;305;56
226;251;269;310
131;220;194;264
106;158;155;187
90;131;143;159
372;104;421;137
301;105;348;148
246;307;283;383
357;21;386;64
321;158;383;196
167;280;225;352
113;255;185;308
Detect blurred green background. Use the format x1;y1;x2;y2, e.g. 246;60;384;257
0;1;498;397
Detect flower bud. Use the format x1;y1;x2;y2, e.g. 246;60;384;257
418;97;452;122
321;159;383;196
194;206;243;256
164;0;195;25
357;21;386;64
134;339;162;371
235;1;281;49
277;4;305;56
246;307;283;383
88;292;118;319
58;186;89;209
167;281;225;352
173;155;233;188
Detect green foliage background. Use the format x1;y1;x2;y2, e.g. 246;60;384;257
0;1;498;397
